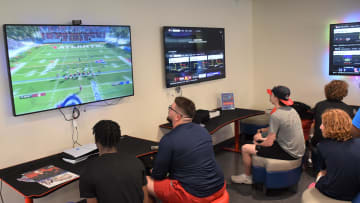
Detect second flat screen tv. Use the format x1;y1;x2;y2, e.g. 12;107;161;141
163;26;225;88
329;22;360;76
4;24;134;116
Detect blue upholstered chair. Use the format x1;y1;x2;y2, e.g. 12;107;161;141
251;155;303;194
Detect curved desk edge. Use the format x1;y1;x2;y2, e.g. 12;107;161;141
208;111;265;135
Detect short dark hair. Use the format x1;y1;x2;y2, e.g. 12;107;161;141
174;96;196;118
325;80;348;101
93;120;121;148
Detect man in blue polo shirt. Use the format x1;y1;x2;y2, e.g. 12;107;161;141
146;96;225;203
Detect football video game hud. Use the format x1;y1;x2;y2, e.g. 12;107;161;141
4;25;134;116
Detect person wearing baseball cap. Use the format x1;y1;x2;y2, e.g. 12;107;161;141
267;86;294;106
231;85;305;184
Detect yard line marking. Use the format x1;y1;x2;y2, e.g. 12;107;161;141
40;59;59;75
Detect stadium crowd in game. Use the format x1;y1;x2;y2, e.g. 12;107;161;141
40;26;106;43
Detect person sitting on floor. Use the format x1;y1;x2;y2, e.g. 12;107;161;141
146;96;225;203
315;109;360;201
231;85;305;184
79;120;150;203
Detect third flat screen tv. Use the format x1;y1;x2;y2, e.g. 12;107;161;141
163;26;225;88
4;24;134;116
329;22;360;75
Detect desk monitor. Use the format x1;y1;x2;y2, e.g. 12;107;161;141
3;24;134;116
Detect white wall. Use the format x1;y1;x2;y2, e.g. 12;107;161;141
0;0;254;202
252;0;360;110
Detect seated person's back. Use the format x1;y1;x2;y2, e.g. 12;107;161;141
270;106;305;159
152;122;224;197
147;96;225;203
315;109;360;201
316;138;360;200
80;152;146;202
312;80;354;146
79;120;147;203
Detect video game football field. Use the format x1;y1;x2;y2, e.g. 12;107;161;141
8;42;133;115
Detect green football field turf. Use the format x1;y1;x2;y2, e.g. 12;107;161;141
8;42;134;115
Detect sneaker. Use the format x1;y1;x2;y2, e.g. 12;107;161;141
231;174;253;184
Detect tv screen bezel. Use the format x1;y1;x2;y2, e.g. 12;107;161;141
329;21;360;76
163;26;226;88
3;24;135;116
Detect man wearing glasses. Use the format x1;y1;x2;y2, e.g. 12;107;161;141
146;96;225;203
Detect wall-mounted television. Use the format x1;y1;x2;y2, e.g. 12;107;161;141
3;24;134;116
163;26;225;88
329;22;360;76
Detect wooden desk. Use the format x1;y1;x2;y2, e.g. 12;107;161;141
160;108;265;152
0;136;157;203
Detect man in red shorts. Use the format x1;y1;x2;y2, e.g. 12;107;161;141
146;97;225;203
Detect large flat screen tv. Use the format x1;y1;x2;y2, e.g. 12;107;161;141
4;24;134;116
329;22;360;76
163;26;225;88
